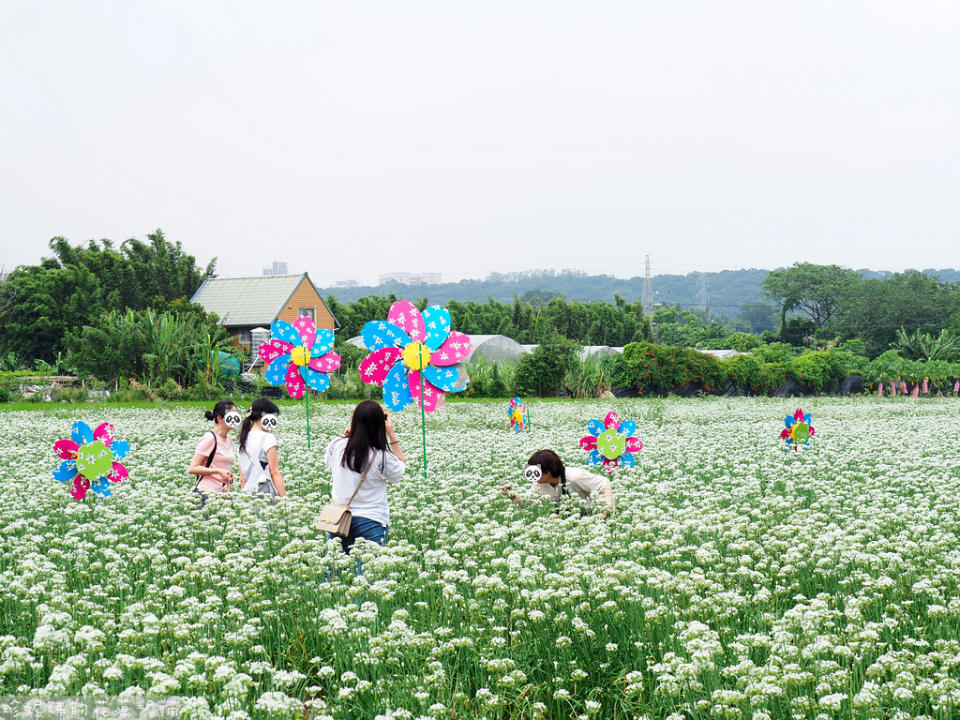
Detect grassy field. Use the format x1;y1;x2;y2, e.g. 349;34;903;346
2;398;959;719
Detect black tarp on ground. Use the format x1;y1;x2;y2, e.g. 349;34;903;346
775;378;812;397
840;374;864;396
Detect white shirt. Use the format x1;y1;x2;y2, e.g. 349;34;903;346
325;437;405;526
238;429;279;495
530;467;614;511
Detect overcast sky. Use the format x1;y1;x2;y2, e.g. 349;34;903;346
2;1;958;286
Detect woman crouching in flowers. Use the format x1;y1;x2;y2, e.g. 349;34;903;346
238;398;287;498
324;400;405;553
188;399;241;507
501;449;614;516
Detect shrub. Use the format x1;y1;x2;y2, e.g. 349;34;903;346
616;342;721;395
720;354;762;392
512;335;578;397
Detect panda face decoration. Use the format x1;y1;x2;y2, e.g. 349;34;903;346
260;413;279;432
524;464;543;484
223;409;242;429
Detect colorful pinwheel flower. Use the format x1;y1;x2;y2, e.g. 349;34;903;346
508;397;528;433
259;316;341;398
781;408;815;452
53;421;130;500
579;411;642;472
359;300;471;412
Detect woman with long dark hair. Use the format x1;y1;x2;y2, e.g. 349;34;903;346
501;449;614;514
324;400;406;552
237;398;287;498
188;399;241;505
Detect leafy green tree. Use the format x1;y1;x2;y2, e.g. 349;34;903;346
835;271;960;357
512;333;578;396
735;302;777;333
0;230;215;364
761;263;859;330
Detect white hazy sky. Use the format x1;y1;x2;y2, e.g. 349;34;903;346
2;1;958;286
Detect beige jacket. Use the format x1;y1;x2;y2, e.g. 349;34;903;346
523;467;614;511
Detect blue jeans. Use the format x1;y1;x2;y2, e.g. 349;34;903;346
328;515;388;554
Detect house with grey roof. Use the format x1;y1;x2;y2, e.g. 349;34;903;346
190;273;338;349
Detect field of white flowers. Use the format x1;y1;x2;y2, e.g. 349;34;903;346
2;398;960;720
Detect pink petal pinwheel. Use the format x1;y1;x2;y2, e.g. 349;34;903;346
780;408;815;452
579;411;642;473
359;300;471;412
53;421;130;500
260;316;341;398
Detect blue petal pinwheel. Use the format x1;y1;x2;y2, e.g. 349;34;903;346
258;316;341;398
508;396;529;432
579;411;642;472
358;299;472;412
781;408;815;452
53;421;130;500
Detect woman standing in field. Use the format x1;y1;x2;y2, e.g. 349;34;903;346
501;449;614;515
324;400;406;553
237;398;287;498
188;399;241;506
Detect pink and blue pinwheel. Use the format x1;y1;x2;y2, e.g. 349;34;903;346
53;421;130;500
579;411;642;472
259;316;341;398
508;397;528;433
781;408;815;452
359;300;471;412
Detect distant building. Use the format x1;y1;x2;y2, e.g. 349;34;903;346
379;272;441;285
263;261;289;276
332;279;360;288
191;273;338;351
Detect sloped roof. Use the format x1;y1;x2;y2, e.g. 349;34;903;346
191;273;333;327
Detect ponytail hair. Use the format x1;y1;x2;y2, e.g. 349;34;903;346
239;397;280;453
205;399;235;423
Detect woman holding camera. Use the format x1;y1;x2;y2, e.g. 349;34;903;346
324;400;406;553
188;399;241;505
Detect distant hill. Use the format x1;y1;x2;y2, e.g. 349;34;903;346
321;267;960;317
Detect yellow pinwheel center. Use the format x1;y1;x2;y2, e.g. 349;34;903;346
402;342;431;370
291;346;312;367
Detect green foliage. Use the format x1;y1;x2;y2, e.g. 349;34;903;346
735;301;777;333
0;230;214;363
788;350;849;393
617;342;722;395
327;293;650;347
753;362;790;395
64;308;233;388
563;356;610;399
462;359;513;398
699;332;761;352
836;271;960;357
863;351;921;385
761;262;859;329
751;342;798;364
652;306;728;347
893;327;960;362
512;335;578;397
720;354;762;393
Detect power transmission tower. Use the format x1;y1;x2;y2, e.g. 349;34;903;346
697;273;709;311
641;255;654;316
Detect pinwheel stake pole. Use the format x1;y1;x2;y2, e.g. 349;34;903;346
305;390;311;450
419;353;428;478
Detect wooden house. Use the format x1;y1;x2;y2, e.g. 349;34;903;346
190;273;338;351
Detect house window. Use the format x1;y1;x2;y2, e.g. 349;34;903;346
238;330;252;345
298;307;315;321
